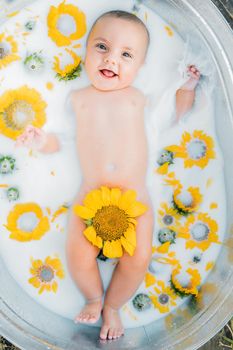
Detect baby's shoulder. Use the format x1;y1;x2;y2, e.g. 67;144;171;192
128;86;146;106
68;87;91;109
130;86;145;101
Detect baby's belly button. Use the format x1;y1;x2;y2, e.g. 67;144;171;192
105;162;117;172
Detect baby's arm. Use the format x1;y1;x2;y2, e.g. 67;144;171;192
175;65;201;121
15;125;60;153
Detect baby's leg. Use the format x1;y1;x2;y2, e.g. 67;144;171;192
100;187;154;340
66;183;103;324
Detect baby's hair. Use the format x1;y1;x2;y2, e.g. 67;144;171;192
86;10;150;50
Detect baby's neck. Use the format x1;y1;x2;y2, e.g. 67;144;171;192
90;84;132;94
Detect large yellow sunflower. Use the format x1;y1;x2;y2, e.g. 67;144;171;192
170;267;201;297
73;186;148;258
178;212;219;251
29;256;65;294
47;1;86;47
166;130;215;169
4;202;50;242
0;33;20;69
149;280;177;313
173;185;202;215
0;85;47;140
53;48;82;81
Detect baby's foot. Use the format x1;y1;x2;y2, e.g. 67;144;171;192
74;297;103;324
99;304;124;340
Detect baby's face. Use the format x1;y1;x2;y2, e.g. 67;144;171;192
84;16;148;91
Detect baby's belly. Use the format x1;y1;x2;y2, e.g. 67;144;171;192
77;129;148;188
81;157;147;189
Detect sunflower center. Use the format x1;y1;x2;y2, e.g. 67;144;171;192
0;42;9;59
4;100;35;130
38;265;54;282
17;212;39;232
92;205;129;241
158;228;176;244
57;15;76;36
187;139;207;160
157;149;174;165
163;214;174;225
0;159;11;173
191;222;210;241
177;190;193;207
176;272;191;288
158;293;169;304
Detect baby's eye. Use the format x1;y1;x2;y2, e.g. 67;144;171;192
96;43;107;51
122;52;132;58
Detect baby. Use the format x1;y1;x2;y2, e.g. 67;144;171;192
16;10;200;341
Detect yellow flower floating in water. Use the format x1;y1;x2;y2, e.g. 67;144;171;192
166;130;215;169
173;185;202;215
29;256;65;294
0;85;47;140
0;33;20;69
170;267;201;297
158;202;181;229
145;248;181;288
149;280;177;313
47;1;87;47
53;48;82;81
178;212;219;251
4;203;50;242
73;186;148;258
164;172;202;215
156;149;174;175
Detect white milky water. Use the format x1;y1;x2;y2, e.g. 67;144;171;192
0;0;226;329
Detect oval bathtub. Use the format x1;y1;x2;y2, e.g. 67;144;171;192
0;0;233;349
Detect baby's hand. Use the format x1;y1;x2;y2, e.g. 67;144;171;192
182;64;201;91
15;125;47;150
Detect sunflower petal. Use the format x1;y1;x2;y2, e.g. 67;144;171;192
100;186;111;206
157;242;170;253
124;226;137;247
83;226;97;245
157;162;169;175
103;241;115;258
145;272;156;287
118;190;137;211
126;201;148;217
110;188;122;206
72;204;95;219
121;236;135;256
28;276;40;288
52;281;58;293
96;235;103;248
83;189;103;213
112;239;123;257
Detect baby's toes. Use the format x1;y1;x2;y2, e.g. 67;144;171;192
100;325;110;340
107;328;115;340
88;314;97;323
112;329;119;339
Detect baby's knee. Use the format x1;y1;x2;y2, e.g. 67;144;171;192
120;244;152;271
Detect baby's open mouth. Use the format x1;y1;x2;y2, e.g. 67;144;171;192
99;69;118;78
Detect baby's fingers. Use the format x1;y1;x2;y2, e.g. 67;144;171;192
187;65;201;79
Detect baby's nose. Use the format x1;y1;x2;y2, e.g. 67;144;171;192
104;55;117;65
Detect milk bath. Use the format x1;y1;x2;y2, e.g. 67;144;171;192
0;0;226;329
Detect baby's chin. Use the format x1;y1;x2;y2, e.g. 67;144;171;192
91;80;131;92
